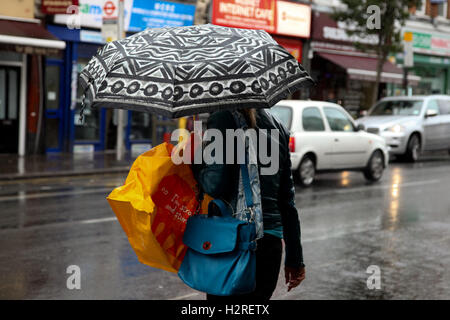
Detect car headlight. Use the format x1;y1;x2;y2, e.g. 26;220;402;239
385;124;405;133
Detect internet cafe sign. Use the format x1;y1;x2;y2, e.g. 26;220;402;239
212;0;311;38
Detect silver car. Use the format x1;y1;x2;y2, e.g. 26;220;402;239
356;95;450;161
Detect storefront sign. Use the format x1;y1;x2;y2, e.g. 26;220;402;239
275;1;310;38
128;0;195;31
273;35;302;62
212;0;276;33
212;0;311;38
406;29;450;57
312;12;378;46
80;30;104;43
102;0;119;42
54;0;194;32
42;0;79;14
0;0;34;19
54;0;133;30
403;31;414;67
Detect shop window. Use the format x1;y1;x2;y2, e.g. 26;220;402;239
74;104;100;141
302;107;325;132
74;59;100;142
415;0;426;15
438;1;448;18
129;111;152;140
45;65;60;110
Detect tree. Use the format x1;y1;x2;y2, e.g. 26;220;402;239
331;0;421;106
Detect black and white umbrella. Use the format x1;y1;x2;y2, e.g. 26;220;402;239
79;24;314;119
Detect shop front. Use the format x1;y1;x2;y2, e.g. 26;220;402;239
394;28;450;96
309;12;420;115
211;0;311;76
48;0;196;153
0;18;66;155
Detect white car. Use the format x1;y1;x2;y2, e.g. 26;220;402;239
270;100;389;186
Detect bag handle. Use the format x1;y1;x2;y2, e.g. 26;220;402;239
208;199;233;218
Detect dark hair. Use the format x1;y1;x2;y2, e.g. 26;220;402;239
239;108;257;128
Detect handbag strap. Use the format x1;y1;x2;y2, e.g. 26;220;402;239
240;163;254;209
208;199;233;218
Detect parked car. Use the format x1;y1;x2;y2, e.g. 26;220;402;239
356;95;450;162
270;100;389;187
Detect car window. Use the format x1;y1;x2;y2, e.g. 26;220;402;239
426;100;440;115
269;105;292;129
302;107;325;131
438;100;450;115
323;107;355;132
370;100;423;116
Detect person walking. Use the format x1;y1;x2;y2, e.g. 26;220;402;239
192;107;305;301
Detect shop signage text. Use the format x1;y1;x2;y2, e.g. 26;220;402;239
42;0;79;14
128;0;195;31
54;0;195;32
406;30;450;57
212;0;311;38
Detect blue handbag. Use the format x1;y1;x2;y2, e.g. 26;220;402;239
178;164;257;296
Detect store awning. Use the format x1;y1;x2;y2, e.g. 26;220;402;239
317;52;420;85
0;19;66;55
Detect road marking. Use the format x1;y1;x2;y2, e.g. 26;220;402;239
169;292;201;300
0;179;440;203
80;217;118;224
0;187;113;202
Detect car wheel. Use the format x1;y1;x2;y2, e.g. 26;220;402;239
363;150;384;182
404;134;421;162
298;155;315;187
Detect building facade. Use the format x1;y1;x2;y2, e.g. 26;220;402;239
394;0;450;96
308;0;450;115
0;0;66;155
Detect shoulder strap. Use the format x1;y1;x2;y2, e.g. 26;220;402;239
240;163;253;209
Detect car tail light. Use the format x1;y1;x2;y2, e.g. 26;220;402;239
289;136;295;153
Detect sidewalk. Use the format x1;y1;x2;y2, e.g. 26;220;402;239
0;151;136;181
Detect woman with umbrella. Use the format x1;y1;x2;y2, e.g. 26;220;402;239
192;106;308;300
79;24;314;300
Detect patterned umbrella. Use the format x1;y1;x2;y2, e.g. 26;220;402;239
79;24;314;119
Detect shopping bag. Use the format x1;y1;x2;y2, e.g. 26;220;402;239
107;142;210;273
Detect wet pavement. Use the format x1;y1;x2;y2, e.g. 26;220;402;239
0;153;449;299
0;152;133;180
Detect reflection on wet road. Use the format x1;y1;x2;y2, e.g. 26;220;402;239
0;155;449;299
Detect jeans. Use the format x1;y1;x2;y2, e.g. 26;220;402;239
206;233;282;301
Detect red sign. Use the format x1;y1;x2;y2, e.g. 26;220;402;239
103;0;117;17
41;0;78;14
212;0;276;33
273;35;303;62
212;0;311;38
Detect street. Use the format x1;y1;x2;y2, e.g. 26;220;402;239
1;153;449;300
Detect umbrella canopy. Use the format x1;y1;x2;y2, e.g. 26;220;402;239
79;24;314;119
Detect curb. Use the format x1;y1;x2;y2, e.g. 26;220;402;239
0;166;131;181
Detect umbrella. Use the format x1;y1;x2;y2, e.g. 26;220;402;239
79;24;314;119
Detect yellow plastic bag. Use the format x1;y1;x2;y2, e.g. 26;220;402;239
107;142;210;273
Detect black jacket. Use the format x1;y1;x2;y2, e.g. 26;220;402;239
192;109;304;268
